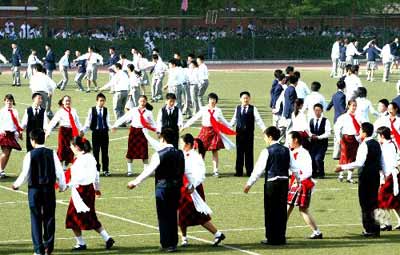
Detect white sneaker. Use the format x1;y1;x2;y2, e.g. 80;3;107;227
127;172;133;177
213;172;219;178
181;239;188;247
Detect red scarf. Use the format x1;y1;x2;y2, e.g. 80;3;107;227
349;113;360;135
390;118;400;148
208;109;236;135
63;107;79;137
8;109;23;133
138;109;156;132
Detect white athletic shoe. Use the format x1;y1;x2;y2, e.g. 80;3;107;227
181;239;188;247
213;172;219;178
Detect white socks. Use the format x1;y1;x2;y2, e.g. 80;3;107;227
214;231;222;238
347;171;353;181
75;236;85;246
127;163;132;173
182;236;188;242
99;229;111;241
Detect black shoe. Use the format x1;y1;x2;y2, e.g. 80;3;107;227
166;246;177;252
104;171;111;177
310;232;323;239
380;225;392;231
105;238;115;249
346;179;357;184
72;244;87;251
234;173;243;177
362;231;380;238
213;233;225;246
16;84;21;87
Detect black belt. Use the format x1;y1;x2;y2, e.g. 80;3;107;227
156;179;181;188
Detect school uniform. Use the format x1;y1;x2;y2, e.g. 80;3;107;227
288;111;311;150
151;60;168;101
283;85;297;119
309;117;331;178
364;46;380;70
341;137;382;235
373;116;400;148
271;82;284;126
83;106;111;173
21;106;48;152
74;59;86;91
105;53;120;80
231;104;266;176
344;74;362;102
125;73;141;110
156;106;183;148
167;67;185;110
295;80;310;100
11;47;22;86
198;63;209;106
334;112;361;165
26;54;41;79
355;97;379;123
326;90;346;124
0;107;22;151
338;44;347;70
269;79;280;109
13;145;66;255
101;70;130;119
382;44;393;82
331;41;340;77
76;52;103;82
304;92;327;119
44;50;56;78
29;72;57;118
57;54;70;90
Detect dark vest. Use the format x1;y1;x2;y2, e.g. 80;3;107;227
236;105;255;132
161;106;179;132
359;139;382;180
155;146;185;184
90;107;108;131
265;143;290;180
28;147;56;187
26;107;45;135
309;117;328;147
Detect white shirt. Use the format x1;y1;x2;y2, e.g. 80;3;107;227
77;52;103;67
58;54;69;68
184;149;206;189
290;146;312;181
346;42;361;57
156;106;183;133
21;106;49;130
355;97;379;123
187;67;200;85
198;63;209;81
230;105;266;130
82;106;111;133
129;73;141;88
29;72;57;93
183;106;230;128
380;140;398;177
153;61;168;78
334;112;362;141
295;80;310;99
13;145;66;190
112;107;155;129
273;84;287;114
166;67;183;88
310;117;332;139
70;153;100;190
344;74;363;102
304;92;327;119
331;41;340;59
0;107;21;133
118;58;133;72
341;137;376;170
382;44;393;64
47;107;82;134
290;111;311;136
136;57;152;71
102;70;130;91
27;54;41;66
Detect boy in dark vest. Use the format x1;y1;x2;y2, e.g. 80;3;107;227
230;91;266;176
82;93;111;176
336;122;382;237
21;93;48;152
309;103;331;178
12;128;66;255
156;93;183;148
128;128;185;252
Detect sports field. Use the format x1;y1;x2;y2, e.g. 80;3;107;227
0;66;399;255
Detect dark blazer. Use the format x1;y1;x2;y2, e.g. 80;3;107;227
11;48;22;66
104;54;120;66
44;50;56;71
269;79;280;109
327;90;346;123
283;85;297;119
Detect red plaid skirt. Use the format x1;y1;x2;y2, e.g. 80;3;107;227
339;135;359;164
198;126;224;151
66;184;102;230
126;127;148;160
57;127;74;164
378;174;400;209
287;178;314;208
0;131;21;150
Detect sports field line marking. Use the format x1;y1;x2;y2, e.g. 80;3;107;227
0;184;260;255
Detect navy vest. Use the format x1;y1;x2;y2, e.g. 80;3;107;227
161;106;179;132
28;147;56;187
155;147;185;183
26;107;45;135
265;143;290;180
359;139;382;180
90;107;108;131
309;117;328;147
236;105;255;132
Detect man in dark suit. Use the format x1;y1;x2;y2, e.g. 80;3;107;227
10;43;22;86
327;79;346;123
104;47;120;80
12;129;66;255
43;43;56;78
283;75;298;119
269;69;283;109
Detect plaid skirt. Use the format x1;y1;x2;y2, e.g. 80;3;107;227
198;126;224;151
126;127;148;160
287;178;314;209
178;181;211;228
0;131;21;150
66;184;102;230
339;135;359;164
378;174;400;209
57;127;74;164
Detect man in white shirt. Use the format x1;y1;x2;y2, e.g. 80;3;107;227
164;59;184;110
75;46;103;92
294;71;310;100
344;66;363;102
57;49;70;90
197;55;209;107
381;43;393;82
331;37;341;78
304;81;327;119
346;39;362;65
151;54;167;102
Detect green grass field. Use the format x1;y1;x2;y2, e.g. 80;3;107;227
0;67;399;255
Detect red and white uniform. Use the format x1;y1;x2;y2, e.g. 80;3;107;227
374;115;400;149
0;107;22;150
334;112;361;164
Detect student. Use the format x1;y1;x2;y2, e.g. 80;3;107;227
270;69;283;110
287;131;323;239
164;59;184;110
104;46;120;80
43;43;56;78
309;104;331;178
294;71;310;100
230;91;266;177
303;81;327;120
363;41;381;82
374;102;400;148
282;75;298;121
327;79;346;124
156;93;183;148
151;54;167;102
26;49;42;80
82;93;111;176
381;43;393;82
21;93;48;152
66;136;114;251
10;43;22;86
187;60;201;115
197;55;209;106
338;41;347;77
355;87;379;123
330;37;341;78
75;46;103;93
57;49;70;90
73;50;86;92
125;64;142;109
111;95;156;177
12;129;66;255
136;51;152;95
244;126;297;245
182;93;235;177
128;128;185;253
336;122;382;237
344;65;363;102
0;94;23;178
287;98;311;150
271;73;286;127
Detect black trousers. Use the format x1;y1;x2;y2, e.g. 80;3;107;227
264;179;288;245
26;133;34;152
358;177;380;234
28;186;56;254
155;184;181;248
235;131;254;176
92;130;109;172
310;142;327;177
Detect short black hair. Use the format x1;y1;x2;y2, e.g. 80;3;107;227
277;73;286;81
187;53;195;59
153;48;160;53
377;126;391;140
73;136;92;153
274;69;283;79
361;122;374;137
240;91;250;98
337;80;346;90
166;93;176;100
168;59;177;66
32;92;42;100
109;46;115;51
96;93;106;101
345;64;352;72
390;102;399;112
152;54;159;60
160;128;176;144
378;99;389;108
357;87;367;98
293;71;301;79
288;75;299;84
265;126;280;141
4;94;15;105
285;66;294;74
30;129;45;145
115;63;122;70
311;81;321;91
289;131;302;145
313;103;323;110
45;43;51;48
33;63;44;73
208;93;218;102
350;65;358;74
120;54;127;59
127;63;135;72
197;55;205;61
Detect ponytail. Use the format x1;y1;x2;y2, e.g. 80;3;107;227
73;136;92;153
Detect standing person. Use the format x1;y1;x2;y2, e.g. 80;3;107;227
127;129;185;253
382;43;394;82
363;41;381;82
331;37;341;78
243;126;295;245
344;65;363;102
182;93;235;177
187;60;201;115
56;49;71;91
374;102;400;148
338;41;347;77
230;91;266;177
287;99;311;150
75;46;103;93
287;131;323;239
10;43;22;86
65;136;115;251
293;71;310;100
150;54;167;102
270;69;283;110
0;94;23;178
346;39;362;65
104;46;119;80
125;64;142;109
156;93;183;149
327;79;346;124
355;87;379;123
271;73;286;127
111;95;156;177
73;50;86;92
282;75;298;128
26;49;42;80
164;59;184;110
309;104;331;178
197;55;209;107
12;128;67;255
21;93;48;152
43;43;56;78
136;51;152;95
99;63;130;119
303;81;327;120
336;122;381;237
46;95;82;169
82;93;111;176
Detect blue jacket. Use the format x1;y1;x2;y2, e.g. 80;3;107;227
339;45;346;62
11;48;22;66
269;79;280;108
327;90;346;123
283;85;297;119
104;54;120;67
76;59;86;74
364;47;380;62
44;51;56;71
